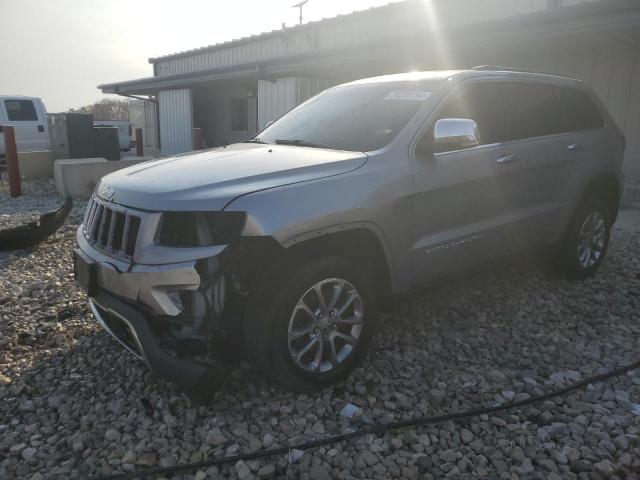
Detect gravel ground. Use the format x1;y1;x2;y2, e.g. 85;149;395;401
1;181;639;480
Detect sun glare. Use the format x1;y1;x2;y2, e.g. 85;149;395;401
421;0;454;69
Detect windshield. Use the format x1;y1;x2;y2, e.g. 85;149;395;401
255;82;439;152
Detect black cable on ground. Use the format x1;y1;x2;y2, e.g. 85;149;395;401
95;358;640;480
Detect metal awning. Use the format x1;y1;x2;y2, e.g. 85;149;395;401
99;66;262;95
98;45;389;95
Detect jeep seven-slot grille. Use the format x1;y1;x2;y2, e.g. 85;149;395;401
82;197;141;259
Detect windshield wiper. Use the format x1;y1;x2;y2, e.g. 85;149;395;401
243;138;267;144
274;139;331;149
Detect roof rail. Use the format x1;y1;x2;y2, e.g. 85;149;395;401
471;65;570;77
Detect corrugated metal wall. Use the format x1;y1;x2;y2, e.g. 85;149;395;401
156;38;285;76
457;37;640;178
150;0;639;177
251;44;640;177
159;89;193;155
563;0;601;6
297;77;334;103
257;77;332;130
154;0;608;76
257;78;298;130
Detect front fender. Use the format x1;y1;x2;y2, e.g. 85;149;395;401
224;153;414;294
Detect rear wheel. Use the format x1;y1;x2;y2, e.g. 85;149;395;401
555;198;612;280
245;256;376;391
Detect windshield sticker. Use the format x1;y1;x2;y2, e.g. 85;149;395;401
384;91;432;101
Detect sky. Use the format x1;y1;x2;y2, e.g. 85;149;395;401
0;0;397;112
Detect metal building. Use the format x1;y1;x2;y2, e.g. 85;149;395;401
99;0;640;190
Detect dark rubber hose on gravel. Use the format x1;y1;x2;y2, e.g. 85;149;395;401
94;357;640;480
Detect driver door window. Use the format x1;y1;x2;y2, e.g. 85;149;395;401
419;83;509;154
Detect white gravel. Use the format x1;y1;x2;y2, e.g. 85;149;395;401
1;183;639;479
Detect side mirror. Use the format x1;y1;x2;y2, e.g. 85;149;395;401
433;118;480;153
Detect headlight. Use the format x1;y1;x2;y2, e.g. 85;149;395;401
156;212;246;247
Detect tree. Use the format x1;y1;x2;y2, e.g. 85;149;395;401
70;98;129;120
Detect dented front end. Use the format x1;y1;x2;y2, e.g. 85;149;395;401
74;194;281;391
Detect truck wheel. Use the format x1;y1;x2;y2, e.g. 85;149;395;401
556;198;612;280
245;256;377;391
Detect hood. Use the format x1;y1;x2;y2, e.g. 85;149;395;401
98;143;367;211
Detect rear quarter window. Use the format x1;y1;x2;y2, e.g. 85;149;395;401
5;99;38;121
557;87;604;132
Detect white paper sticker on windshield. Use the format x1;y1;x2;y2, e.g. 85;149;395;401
384;91;432;101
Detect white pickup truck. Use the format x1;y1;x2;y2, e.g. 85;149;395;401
0;96;49;157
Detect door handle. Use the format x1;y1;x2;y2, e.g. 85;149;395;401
567;143;583;151
496;154;518;164
38;125;45;132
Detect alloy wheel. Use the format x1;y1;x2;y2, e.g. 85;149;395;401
577;211;606;269
287;278;364;374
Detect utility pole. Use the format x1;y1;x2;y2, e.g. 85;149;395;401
291;0;309;25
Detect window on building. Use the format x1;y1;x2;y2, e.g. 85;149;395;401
5;100;38;121
502;82;564;140
231;98;248;131
557;87;604;132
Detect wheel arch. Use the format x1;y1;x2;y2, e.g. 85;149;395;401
579;173;621;223
280;224;395;312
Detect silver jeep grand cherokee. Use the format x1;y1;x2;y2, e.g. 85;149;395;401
74;68;624;393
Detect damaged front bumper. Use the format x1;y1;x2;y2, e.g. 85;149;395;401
89;290;209;390
74;223;281;392
74;230;230;391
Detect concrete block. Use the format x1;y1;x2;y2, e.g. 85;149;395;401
18;150;53;179
54;157;149;199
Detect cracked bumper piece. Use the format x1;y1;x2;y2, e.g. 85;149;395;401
90;291;208;390
1;198;73;251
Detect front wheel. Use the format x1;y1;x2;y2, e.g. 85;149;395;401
245;256;377;391
555;198;612;280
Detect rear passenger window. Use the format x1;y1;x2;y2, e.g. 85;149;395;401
558;87;604;132
5;100;38;121
436;83;509;145
503;83;564;140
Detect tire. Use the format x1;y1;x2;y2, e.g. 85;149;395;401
555;197;612;280
244;255;377;392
